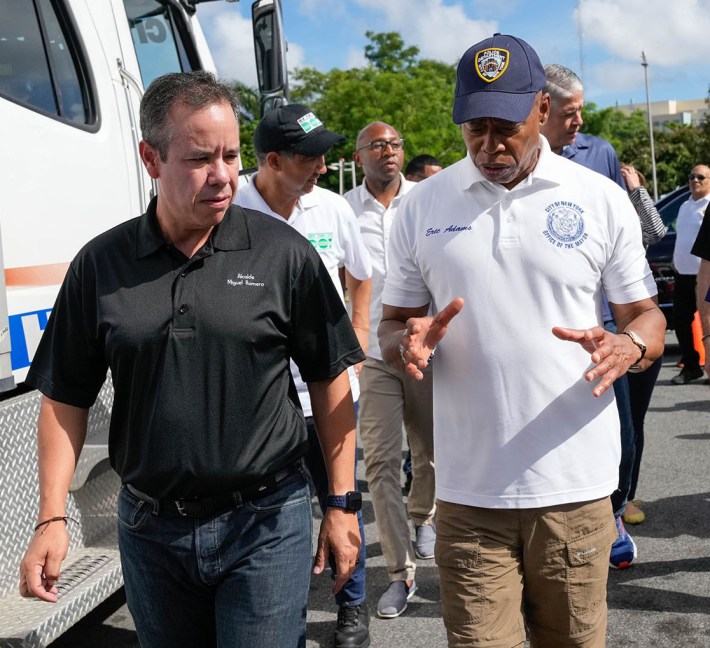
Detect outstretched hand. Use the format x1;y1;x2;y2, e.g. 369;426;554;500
399;298;464;379
552;324;639;397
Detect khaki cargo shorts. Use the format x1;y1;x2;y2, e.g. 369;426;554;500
435;497;617;648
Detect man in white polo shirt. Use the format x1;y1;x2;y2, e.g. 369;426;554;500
378;34;666;647
670;165;710;384
235;104;372;648
344;122;437;620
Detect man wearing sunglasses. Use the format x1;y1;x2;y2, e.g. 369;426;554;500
670;165;710;384
344;123;437;620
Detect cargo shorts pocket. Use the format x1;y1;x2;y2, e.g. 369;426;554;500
435;535;484;626
565;522;615;623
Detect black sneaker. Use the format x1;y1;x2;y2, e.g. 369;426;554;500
670;366;704;385
334;604;370;648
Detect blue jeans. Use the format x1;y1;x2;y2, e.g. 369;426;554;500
304;414;366;608
604;320;636;517
117;471;312;648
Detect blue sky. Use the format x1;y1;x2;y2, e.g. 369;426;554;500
196;0;710;110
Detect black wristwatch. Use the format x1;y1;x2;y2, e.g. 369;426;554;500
326;491;362;512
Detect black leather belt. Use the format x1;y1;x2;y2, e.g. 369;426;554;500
126;463;300;518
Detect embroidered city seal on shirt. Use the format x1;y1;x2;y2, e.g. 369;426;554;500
543;201;588;248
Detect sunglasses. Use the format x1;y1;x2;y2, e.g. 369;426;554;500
689;173;707;181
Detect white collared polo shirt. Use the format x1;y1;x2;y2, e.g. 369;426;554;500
383;137;657;509
344;174;416;360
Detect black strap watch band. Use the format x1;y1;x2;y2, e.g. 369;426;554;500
326;491;362;512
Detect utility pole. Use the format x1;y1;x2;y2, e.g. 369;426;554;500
327;158;358;195
576;0;586;83
641;51;659;201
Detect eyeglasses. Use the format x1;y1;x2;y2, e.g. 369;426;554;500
356;138;405;153
689;173;707;181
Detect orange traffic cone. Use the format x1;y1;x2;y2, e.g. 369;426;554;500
692;311;705;366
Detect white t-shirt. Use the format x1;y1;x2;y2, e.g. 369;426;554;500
343;174;416;360
383;137;657;509
235;175;372;415
673;194;709;275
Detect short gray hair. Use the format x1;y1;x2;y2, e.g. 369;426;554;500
140;71;240;160
543;64;583;102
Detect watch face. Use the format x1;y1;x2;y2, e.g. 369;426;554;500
346;491;363;511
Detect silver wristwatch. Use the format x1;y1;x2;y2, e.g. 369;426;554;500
622;330;646;372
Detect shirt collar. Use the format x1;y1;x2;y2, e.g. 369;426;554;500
243;171;318;218
458;135;559;193
361;173;410;205
135;197;250;259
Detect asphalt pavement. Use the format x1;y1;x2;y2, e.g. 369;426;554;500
49;335;710;647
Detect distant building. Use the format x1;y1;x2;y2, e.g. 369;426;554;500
613;98;710;130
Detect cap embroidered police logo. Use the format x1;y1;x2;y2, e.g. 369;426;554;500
475;48;509;83
452;34;546;124
296;112;322;133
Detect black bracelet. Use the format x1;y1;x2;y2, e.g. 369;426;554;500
703;334;710;341
34;516;79;533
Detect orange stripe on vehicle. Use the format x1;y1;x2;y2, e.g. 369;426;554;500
5;263;70;287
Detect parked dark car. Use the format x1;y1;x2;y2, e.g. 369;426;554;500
644;186;690;329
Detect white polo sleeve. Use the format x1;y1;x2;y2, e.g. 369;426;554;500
382;193;432;309
338;200;372;281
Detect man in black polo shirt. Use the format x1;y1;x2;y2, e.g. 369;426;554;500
18;71;364;648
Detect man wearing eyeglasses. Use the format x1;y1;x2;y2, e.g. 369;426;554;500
344;123;437;620
670;165;710;384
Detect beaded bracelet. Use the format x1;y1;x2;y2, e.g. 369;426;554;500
34;516;79;534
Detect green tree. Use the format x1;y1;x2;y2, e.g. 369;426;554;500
232;80;260;172
291;32;463;191
581;102;710;196
364;31;419;73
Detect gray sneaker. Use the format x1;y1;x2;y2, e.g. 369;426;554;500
415;522;436;559
376;580;417;618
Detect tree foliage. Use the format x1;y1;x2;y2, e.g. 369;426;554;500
232;80;260;172
290;31;464;190
254;30;709;197
582;102;710;196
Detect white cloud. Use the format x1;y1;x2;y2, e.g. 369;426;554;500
353;0;498;64
577;0;710;67
196;6;259;86
286;41;306;76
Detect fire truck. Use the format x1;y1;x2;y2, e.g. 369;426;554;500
0;1;287;644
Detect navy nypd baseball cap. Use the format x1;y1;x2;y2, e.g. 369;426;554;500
254;103;345;156
452;34;546;125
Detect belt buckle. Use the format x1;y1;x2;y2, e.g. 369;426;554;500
174;499;188;517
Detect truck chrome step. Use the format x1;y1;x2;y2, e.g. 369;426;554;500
0;544;123;648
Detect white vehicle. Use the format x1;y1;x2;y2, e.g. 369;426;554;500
0;1;287;644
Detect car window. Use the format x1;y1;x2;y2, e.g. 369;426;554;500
124;0;195;89
656;189;690;232
0;0;94;125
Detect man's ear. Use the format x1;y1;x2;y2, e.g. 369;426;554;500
265;151;282;171
139;140;161;180
353;151;362;168
539;93;551;126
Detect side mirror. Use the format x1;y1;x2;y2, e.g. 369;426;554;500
251;0;289;117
